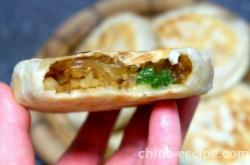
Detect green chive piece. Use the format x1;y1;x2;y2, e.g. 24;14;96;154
136;66;175;89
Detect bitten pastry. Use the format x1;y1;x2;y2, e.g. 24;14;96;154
12;47;213;112
153;4;249;97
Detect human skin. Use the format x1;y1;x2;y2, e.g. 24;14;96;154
0;83;199;165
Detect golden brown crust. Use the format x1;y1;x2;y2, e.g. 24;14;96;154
153;4;249;97
182;84;250;164
77;12;156;51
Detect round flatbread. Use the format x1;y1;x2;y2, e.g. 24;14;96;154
153;4;249;97
77;12;156;51
182;84;250;165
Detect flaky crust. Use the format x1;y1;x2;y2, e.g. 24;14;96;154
153;3;249;97
77;12;156;51
12;47;213;112
182;84;250;164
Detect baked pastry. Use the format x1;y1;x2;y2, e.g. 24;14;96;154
182;83;250;164
77;12;156;51
153;4;249;96
12;47;213;112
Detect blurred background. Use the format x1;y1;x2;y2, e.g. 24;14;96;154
0;0;250;164
0;0;250;83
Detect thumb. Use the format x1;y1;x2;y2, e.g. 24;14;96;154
0;83;35;165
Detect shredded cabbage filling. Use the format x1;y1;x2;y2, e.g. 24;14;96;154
43;54;192;93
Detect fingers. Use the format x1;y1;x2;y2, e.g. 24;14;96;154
57;110;119;165
106;105;152;165
176;96;200;139
0;83;34;165
144;100;181;165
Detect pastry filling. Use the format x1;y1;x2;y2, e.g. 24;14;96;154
44;54;192;93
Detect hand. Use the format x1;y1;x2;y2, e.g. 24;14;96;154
0;83;199;165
